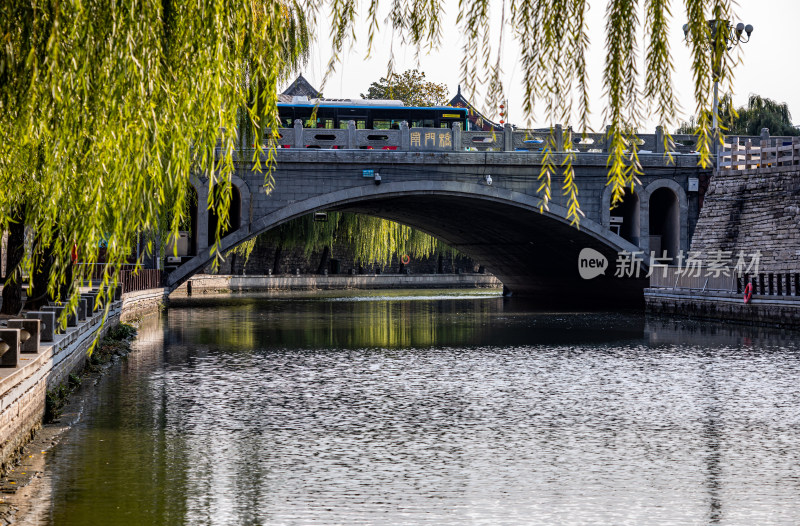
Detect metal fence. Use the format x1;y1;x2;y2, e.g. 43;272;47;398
120;269;164;293
76;263;139;281
649;267;800;297
648;267;738;291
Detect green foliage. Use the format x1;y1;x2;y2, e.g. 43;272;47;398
45;384;70;423
723;94;799;136
0;0;309;314
106;323;137;342
361;69;448;107
0;0;738;296
230;238;259;271
677;94;800;137
259;212;455;267
68;373;82;389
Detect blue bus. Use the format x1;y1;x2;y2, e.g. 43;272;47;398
278;98;470;131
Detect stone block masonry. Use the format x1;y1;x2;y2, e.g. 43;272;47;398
645;289;800;328
646;165;800;328
690;166;800;273
172;274;501;295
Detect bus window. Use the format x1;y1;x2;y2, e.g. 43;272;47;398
373;120;403;129
412;119;435;128
337;119;367;129
441;119;465;129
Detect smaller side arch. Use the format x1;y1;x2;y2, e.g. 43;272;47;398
644;179;689;257
602;183;646;250
230;172;252;230
196;173;253;251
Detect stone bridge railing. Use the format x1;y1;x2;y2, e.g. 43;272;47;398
719;128;800;171
271;120;707;154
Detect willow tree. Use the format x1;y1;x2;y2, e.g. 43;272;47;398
679;94;800;137
1;0;736;316
0;0;308;315
246;212;453;272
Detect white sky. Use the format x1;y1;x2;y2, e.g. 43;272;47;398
291;0;796;132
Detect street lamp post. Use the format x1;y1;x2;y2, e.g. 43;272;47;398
683;20;753;164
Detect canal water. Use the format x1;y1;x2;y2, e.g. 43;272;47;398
25;291;800;525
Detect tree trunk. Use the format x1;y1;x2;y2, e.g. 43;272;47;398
25;246;54;310
316;246;330;274
58;263;74;303
0;214;25;315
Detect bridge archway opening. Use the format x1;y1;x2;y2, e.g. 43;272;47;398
649;187;680;261
610;189;640;246
208;184;242;245
170;183;649;307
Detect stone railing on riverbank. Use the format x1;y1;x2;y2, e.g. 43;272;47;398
271;121;710;154
0;287;167;471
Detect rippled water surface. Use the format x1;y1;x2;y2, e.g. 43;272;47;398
30;291;800;525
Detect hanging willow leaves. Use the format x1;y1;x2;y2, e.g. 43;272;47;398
257;212;454;267
0;0;308;321
1;0;735;321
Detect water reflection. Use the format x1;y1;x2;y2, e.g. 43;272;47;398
166;292;648;350
33;292;800;525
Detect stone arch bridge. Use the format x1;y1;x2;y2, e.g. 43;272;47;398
167;149;709;307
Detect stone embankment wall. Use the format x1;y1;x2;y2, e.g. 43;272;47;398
645;289;800;327
173;274;501;295
689;166;800;272
0;289;166;471
646;166;800;326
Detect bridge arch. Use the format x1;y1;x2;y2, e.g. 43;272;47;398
601;182;646;248
208;174;252;243
644;179;689;259
167;180;648;306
